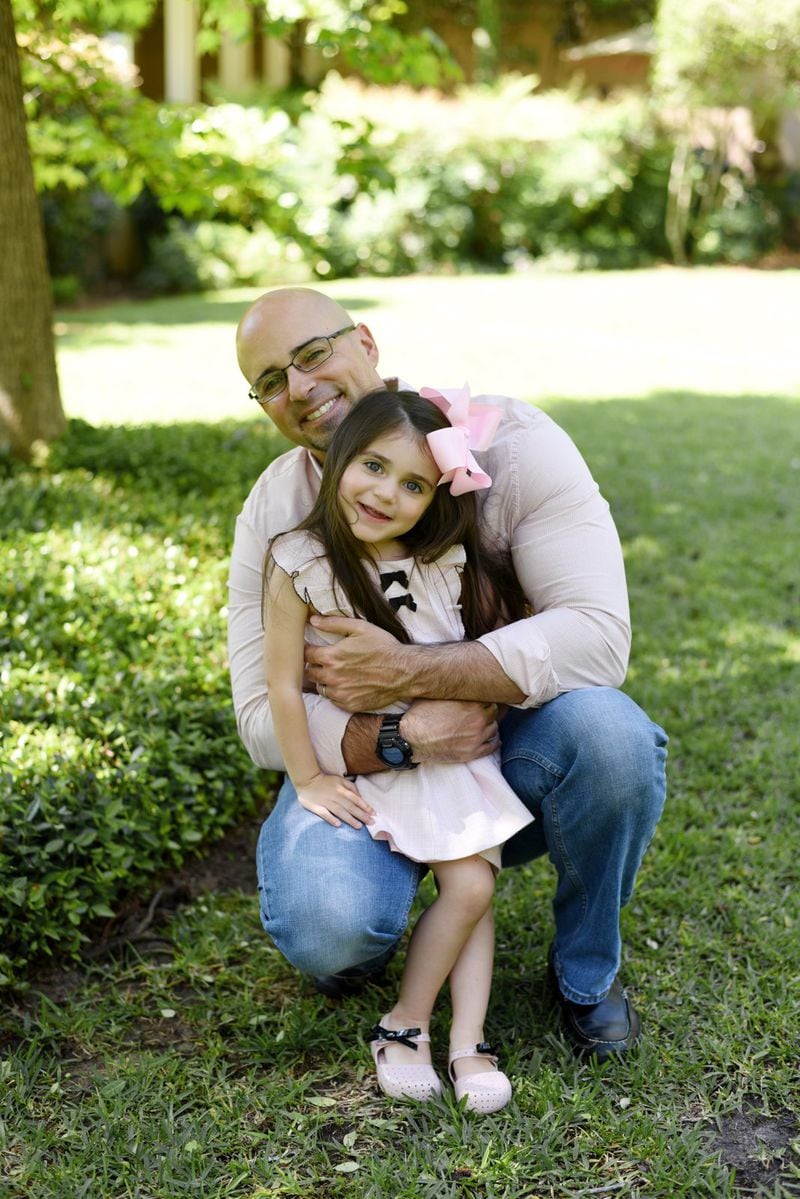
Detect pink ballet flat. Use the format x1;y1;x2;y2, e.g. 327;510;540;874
368;1019;442;1102
448;1042;512;1114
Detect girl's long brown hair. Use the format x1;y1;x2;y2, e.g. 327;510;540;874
270;389;527;642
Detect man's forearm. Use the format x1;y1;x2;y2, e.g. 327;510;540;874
341;713;384;775
393;640;525;706
340;640;522;776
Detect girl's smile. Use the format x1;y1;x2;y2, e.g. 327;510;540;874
356;500;393;522
338;431;440;558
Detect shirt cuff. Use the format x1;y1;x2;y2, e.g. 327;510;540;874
478;626;560;709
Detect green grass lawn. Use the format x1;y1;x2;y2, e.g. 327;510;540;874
55;268;800;423
3;269;800;1198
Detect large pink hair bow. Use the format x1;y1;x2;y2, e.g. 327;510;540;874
420;383;502;496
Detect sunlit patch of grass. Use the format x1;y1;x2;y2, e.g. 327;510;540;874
55;269;800;426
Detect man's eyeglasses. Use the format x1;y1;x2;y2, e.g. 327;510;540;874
248;325;356;406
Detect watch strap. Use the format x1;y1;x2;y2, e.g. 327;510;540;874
376;714;418;770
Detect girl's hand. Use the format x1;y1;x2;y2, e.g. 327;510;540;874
296;773;375;830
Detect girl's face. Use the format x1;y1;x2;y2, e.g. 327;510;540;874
338;430;440;558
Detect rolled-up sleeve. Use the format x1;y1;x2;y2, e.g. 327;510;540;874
477;416;630;707
227;513;351;772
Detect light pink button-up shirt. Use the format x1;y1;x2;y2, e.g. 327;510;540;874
227;391;631;772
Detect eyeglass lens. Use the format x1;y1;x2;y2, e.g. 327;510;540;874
251;325;354;404
256;340;330;401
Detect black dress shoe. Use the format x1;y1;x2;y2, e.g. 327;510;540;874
313;942;398;998
313;965;392;998
548;949;642;1060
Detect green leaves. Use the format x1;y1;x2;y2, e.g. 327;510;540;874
654;0;800;118
14;0;459;244
0;418;281;984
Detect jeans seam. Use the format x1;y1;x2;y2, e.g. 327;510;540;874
501;747;565;780
387;861;426;939
256;829;271;926
546;782;589;932
503;746;588;936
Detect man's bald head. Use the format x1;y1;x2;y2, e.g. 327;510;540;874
235;287;383;456
236;288;353;379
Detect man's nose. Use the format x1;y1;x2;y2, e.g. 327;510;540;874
286;365;316;401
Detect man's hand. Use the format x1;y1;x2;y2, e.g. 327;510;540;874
401;699;501;764
305;615;405;712
296;772;375;829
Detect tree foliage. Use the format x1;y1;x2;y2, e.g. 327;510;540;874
2;0;455;455
653;0;800;127
14;0;457;219
652;0;800;260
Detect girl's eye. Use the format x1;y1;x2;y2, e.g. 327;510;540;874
363;460;382;473
404;480;423;493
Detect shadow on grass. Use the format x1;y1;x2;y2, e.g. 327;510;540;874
55;291;381;344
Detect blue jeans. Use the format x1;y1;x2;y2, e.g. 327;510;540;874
256;687;668;1003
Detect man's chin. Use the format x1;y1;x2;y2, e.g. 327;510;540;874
300;398;351;450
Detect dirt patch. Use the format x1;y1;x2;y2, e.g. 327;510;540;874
711;1103;799;1195
754;248;800;271
24;810;267;1000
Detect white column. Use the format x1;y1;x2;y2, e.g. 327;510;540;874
219;32;253;95
779;110;800;171
217;0;253;94
302;42;325;86
263;35;291;89
164;0;199;103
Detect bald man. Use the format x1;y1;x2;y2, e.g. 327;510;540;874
228;287;668;1060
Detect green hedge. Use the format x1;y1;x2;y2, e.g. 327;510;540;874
0;419;287;987
42;77;787;300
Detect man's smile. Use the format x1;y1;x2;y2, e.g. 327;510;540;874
302;395;340;425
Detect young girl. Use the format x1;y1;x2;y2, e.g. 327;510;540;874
263;387;533;1113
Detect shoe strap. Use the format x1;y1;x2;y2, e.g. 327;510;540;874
449;1042;499;1070
367;1023;431;1051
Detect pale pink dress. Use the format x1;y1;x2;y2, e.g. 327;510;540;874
270;530;534;869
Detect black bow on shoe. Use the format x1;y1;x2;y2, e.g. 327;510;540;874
367;1023;421;1050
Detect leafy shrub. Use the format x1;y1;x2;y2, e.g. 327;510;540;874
134;220;309;295
693;180;782;263
41;73;788;297
653;0;800;116
654;0;800;251
309;82;674;274
40;187;120;295
0;419;288;986
51;274;84;305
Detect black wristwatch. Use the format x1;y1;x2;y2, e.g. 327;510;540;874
376;714;418;771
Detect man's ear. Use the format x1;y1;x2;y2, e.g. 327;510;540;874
355;323;380;366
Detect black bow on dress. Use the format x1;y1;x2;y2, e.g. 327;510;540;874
388;593;417;612
379;569;409;592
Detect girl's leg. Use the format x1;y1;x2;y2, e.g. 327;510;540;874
447;906;497;1079
379;855;495;1068
446;902;513;1113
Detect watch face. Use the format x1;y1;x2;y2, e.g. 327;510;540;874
381;744;406;767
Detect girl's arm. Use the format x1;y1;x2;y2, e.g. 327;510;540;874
265;566;375;830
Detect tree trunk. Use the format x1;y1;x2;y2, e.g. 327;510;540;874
0;0;66;460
